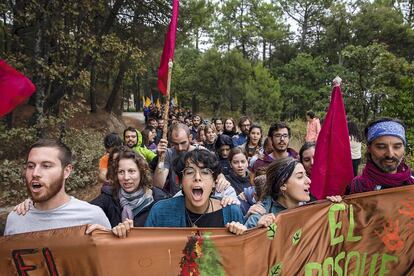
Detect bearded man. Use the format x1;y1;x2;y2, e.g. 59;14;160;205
123;126;156;162
4;139;111;235
347;118;414;194
252;122;298;174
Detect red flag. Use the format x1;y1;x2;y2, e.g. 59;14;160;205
157;0;179;96
310;77;353;199
0;60;36;117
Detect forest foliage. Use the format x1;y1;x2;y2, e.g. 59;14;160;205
0;0;414;204
1;0;413;131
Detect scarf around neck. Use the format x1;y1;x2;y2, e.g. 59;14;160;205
357;161;414;191
227;169;250;195
119;187;154;222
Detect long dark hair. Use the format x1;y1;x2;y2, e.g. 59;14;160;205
141;126;155;147
347;121;361;142
244;125;262;155
224;118;237;133
299;142;316;164
263;157;300;201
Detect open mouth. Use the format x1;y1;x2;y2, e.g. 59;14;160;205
304;188;310;194
123;183;135;190
31;182;43;192
236;169;245;175
192;187;204;201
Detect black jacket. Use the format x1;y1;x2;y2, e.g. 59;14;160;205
90;186;169;227
225;170;251;195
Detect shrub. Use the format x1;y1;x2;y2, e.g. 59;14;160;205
0;124;105;206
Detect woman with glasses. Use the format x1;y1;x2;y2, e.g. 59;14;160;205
145;149;245;230
213;118;224;135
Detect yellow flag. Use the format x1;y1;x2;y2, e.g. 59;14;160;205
145;97;152;107
156;98;161;109
174;95;178;107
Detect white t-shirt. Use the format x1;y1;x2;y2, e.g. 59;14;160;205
4;196;111;235
350;137;362;159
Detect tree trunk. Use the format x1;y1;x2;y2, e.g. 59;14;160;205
268;43;272;63
30;15;45;131
300;20;308;52
89;62;98;113
104;51;131;113
240;0;247;58
262;40;266;62
135;74;141;111
300;7;309;52
45;0;126;108
195;28;199;51
191;90;197;113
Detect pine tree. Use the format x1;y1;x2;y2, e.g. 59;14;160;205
197;233;225;276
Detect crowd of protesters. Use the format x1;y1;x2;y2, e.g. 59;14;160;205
5;103;413;238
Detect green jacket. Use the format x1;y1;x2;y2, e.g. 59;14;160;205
132;130;156;162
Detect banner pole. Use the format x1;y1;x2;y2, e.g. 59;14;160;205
160;59;173;163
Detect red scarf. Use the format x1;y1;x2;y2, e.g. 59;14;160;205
350;161;414;193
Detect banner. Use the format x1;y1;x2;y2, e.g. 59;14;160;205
1;186;413;275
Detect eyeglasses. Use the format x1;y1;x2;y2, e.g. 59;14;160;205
273;134;289;139
182;167;213;179
241;124;251;127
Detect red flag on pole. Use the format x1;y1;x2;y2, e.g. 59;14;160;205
0;60;36;117
310;77;353;199
157;0;179;96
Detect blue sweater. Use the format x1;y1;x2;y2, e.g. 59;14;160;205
244;196;286;229
145;196;244;227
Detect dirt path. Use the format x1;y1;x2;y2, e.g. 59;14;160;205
122;112;145;129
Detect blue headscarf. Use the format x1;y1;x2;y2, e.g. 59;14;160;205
367;121;406;145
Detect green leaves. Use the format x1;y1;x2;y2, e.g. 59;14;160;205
269;262;282;276
267;223;277;240
292;229;302;246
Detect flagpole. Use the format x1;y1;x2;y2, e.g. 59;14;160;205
159;59;173;163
